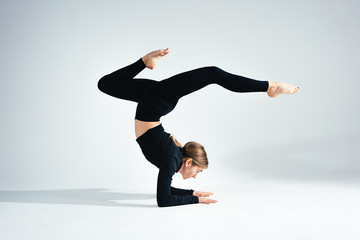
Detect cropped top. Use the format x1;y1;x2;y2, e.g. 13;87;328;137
135;123;199;207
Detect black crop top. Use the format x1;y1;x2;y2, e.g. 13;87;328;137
136;123;199;207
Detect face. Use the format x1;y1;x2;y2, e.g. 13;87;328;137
180;158;204;180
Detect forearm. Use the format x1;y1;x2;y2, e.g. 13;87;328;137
170;186;195;196
157;194;199;207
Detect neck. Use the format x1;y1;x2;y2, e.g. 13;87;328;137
178;163;184;174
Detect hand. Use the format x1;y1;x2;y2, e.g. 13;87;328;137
193;191;218;204
199;197;218;204
193;191;214;197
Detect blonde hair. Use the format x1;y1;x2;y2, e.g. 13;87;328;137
170;134;208;169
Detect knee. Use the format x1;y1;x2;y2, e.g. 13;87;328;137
205;66;224;79
97;75;109;93
206;66;223;74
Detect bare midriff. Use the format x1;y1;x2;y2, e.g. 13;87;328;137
135;119;161;139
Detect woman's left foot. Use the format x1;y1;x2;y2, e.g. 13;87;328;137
142;48;170;70
267;81;300;98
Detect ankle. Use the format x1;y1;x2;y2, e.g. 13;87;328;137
267;81;275;92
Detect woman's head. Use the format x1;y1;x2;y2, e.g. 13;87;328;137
170;135;208;180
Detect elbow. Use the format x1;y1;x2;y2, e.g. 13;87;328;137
157;199;169;208
157;196;173;208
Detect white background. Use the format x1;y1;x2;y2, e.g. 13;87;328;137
1;0;359;239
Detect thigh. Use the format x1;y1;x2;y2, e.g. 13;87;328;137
98;77;157;103
135;84;179;121
155;66;217;101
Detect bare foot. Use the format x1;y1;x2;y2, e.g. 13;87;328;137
141;48;170;70
267;81;300;98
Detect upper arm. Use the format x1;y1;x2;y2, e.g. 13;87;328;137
156;158;199;207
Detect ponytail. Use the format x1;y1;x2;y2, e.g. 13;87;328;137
170;134;182;148
169;134;208;169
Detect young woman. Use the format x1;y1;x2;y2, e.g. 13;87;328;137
97;48;299;207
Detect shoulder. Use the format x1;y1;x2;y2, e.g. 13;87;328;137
160;149;183;175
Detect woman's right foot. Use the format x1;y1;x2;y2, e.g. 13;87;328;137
267;81;300;98
142;48;170;70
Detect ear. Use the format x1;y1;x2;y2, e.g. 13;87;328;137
185;158;193;167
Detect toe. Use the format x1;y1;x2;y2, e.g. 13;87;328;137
160;48;169;55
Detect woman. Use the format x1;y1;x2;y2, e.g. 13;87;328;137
97;48;299;207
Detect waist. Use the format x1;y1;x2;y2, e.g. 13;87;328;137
135;123;164;142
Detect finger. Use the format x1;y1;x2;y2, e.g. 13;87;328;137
203;192;213;197
201;191;212;194
202;192;213;195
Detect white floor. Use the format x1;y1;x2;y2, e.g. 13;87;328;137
1;1;360;239
1;176;359;240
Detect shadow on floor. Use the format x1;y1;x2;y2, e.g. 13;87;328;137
222;133;360;185
0;189;157;208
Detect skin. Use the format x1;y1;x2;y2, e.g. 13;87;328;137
135;119;217;204
178;158;204;180
135;48;300;205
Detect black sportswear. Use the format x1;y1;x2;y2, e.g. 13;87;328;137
136;123;199;207
98;56;269;207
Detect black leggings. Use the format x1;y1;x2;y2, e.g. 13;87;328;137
98;58;269;121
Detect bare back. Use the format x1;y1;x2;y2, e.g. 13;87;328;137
135;119;161;139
